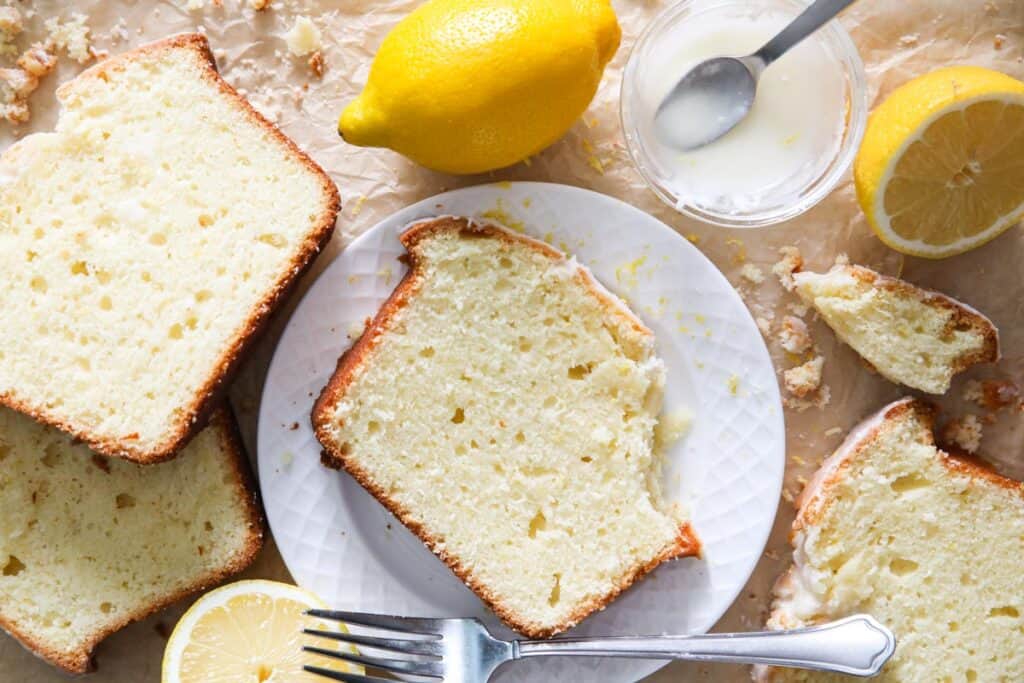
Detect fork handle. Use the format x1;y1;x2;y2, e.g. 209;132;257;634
514;615;895;677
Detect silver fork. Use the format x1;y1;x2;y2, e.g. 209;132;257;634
302;611;895;682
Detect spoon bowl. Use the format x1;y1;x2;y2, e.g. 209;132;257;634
654;0;856;151
654;56;761;151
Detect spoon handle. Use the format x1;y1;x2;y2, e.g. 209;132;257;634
753;0;857;68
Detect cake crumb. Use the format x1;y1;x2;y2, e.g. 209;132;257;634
942;414;983;454
833;252;850;266
0;6;23;59
286;16;322;57
250;0;271;9
963;379;1020;411
994;34;1006;50
824;426;842;437
727;375;740;396
685;233;701;245
784;384;831;413
17;45;58;78
772;246;803;291
0;67;39;123
778;316;812;354
898;33;920;47
786;301;809;317
739;263;765;285
45;13;93;64
106;18;130;45
784;356;824;398
655;407;693;451
308;50;325;77
755;316;773;336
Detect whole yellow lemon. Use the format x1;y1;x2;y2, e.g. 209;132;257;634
339;0;621;175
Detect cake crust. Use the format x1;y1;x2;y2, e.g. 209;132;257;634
312;216;700;638
0;407;264;674
839;266;999;375
793;265;999;395
0;33;340;464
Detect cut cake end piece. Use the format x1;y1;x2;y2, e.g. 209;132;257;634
792;265;998;394
313;216;699;638
760;397;1024;681
0;33;340;463
0;406;263;673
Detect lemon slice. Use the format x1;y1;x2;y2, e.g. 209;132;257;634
162;580;362;682
854;66;1024;258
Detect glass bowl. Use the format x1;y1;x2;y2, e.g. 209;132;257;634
620;0;867;228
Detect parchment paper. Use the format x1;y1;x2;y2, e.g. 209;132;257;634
0;1;1021;680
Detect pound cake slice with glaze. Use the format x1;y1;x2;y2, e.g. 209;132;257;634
0;406;262;674
793;265;998;394
313;217;699;638
760;398;1024;682
0;34;339;463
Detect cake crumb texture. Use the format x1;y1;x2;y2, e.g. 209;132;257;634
313;217;698;638
762;398;1024;681
0;34;339;462
941;414;984;453
784;356;824;398
0;407;262;673
793;265;998;394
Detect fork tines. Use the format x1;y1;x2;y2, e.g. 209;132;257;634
303;609;445;681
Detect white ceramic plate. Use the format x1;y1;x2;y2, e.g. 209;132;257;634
257;182;784;682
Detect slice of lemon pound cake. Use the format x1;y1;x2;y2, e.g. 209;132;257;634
761;398;1024;682
793;265;998;394
313;217;699;637
0;407;262;674
0;34;339;463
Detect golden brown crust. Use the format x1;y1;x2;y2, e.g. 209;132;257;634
313;216;697;638
0;406;264;674
0;33;340;464
844;265;1000;373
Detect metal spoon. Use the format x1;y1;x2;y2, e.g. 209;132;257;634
654;0;857;151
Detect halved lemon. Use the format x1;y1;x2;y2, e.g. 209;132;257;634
162;580;362;682
854;66;1024;258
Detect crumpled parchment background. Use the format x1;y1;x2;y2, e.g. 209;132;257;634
0;0;1021;680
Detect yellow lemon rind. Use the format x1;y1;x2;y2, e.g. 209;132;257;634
854;66;1024;259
